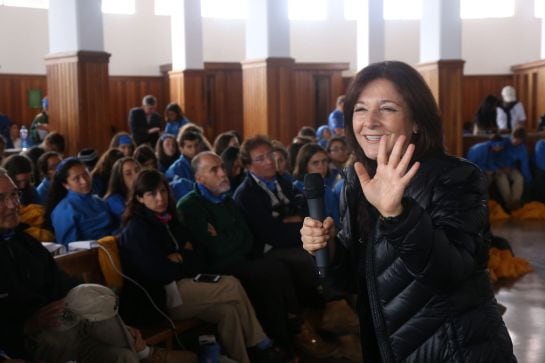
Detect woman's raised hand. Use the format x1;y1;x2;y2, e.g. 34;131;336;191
300;216;335;255
355;135;419;217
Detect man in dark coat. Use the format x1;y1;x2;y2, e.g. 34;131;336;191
128;95;162;146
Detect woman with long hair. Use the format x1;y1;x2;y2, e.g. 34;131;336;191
2;154;41;205
163;102;190;137
133;144;158;170
90;148;124;197
213;131;240;156
292;143;340;227
44;158;116;246
110;132;136;157
301;61;514;362
104;157;140;225
155;134;180;173
118;169;280;363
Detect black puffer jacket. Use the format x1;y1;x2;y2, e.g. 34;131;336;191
333;153;515;362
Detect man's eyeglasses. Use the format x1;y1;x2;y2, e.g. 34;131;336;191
0;190;22;207
252;152;275;164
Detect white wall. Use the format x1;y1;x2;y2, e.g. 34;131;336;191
0;0;542;76
0;6;49;74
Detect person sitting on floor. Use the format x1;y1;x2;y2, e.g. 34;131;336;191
0;168;193;363
44;158;117;247
118;169;282;363
35;151;62;202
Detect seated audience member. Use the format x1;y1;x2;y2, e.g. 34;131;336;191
497;85;526;133
328;95;345;137
326;136;349;184
468;134;523;210
91;148;124;197
316;125;332;149
504;127;533;186
166;131;203;182
41;132;65;154
110;132;136;157
213;131;240;156
9;122;19;149
77;148;99;171
535;137;545;202
163;102;190;137
20;148;45;188
104;157;140;225
2;155;41;205
44;158;116;246
133;144;158;170
292;144;340;227
297;126;317;142
128;95;162;147
221;146;244;192
472;94;499;135
155;134;180;173
178;123;213;151
0;114;14;149
271;143;294;183
233;136;323;306
118;169;280;363
178;152;335;357
29;96;49;145
36;151;62;202
287;138;312;175
0;169;193;362
169;177;194;203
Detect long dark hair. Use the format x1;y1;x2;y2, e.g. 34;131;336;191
344;61;445;175
44;158;86;229
122;169;177;225
155;134;180;170
104;157;140;201
213;132;238;156
91;148;124;183
292;143;327;180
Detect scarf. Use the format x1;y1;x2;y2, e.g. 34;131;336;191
250;173;291;218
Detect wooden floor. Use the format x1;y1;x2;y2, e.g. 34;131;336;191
493;219;545;363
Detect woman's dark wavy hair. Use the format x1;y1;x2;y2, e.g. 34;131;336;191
122;169;177;226
104;157;140;201
292;143;328;180
91;148;124;184
133;144;158;169
37;151;63;180
155;134;180;170
344;61;445;174
164;102;185;120
109;132;135;154
44;157;86;230
213;132;238;156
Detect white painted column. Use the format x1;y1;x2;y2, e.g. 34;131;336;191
171;0;203;70
246;0;290;59
420;0;461;62
48;0;104;53
356;0;385;70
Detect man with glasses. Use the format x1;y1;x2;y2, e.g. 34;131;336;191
233;136;337;359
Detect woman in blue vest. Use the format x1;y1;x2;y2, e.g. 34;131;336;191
44;157;116;247
104;157;141;226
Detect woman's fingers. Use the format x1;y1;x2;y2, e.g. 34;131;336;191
388;135;406;169
396;142;415;175
354;162;371;187
401;161;420;185
377;135;387;165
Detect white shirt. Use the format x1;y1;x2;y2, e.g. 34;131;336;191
496;102;526;130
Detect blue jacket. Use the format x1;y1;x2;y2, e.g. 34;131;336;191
170;178;195;203
536;139;545;172
293;179;340;228
328;109;344;136
165;155;194;182
504;138;533;183
467;141;511;172
36;178;50;202
51;191;116;246
164;117;190;137
105;193;126;226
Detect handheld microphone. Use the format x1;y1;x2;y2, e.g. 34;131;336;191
304;173;328;278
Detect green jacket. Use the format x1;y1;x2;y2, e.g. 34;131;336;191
177;187;253;273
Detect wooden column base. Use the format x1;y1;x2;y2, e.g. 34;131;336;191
169;69;206;128
45;51;111;156
416;59;465;156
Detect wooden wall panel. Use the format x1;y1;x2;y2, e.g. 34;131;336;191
242;60;271;139
461;74;513;125
417;60;464;156
0;74;47;127
45;51;111;156
512;60;545;130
